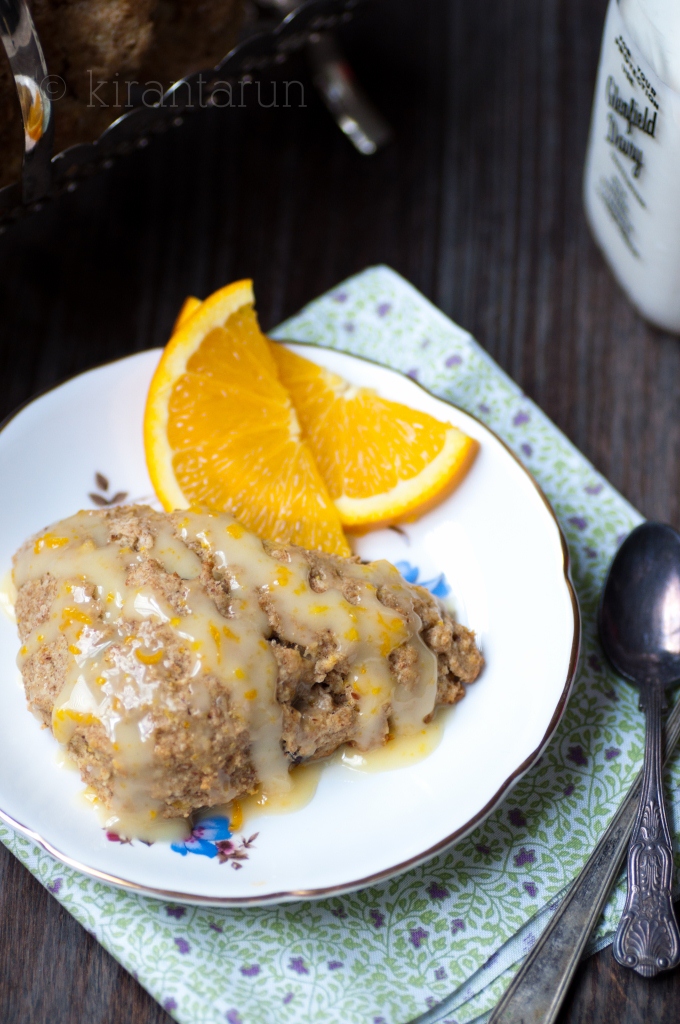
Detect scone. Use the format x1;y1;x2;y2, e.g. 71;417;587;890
13;506;483;836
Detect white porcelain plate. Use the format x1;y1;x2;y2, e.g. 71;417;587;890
0;346;579;905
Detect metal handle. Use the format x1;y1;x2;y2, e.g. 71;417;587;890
0;0;54;203
307;32;391;155
261;0;392;155
613;685;680;976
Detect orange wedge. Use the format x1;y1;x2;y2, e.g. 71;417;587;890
144;280;350;556
173;295;202;332
269;343;479;531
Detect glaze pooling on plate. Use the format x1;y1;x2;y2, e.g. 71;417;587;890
0;345;577;903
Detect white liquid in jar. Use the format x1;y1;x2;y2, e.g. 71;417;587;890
619;0;680;91
584;0;680;332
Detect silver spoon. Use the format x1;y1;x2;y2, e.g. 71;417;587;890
599;521;680;977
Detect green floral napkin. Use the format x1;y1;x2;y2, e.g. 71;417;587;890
2;266;666;1024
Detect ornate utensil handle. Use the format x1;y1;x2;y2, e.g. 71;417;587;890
0;0;55;203
409;697;680;1024
613;684;680;977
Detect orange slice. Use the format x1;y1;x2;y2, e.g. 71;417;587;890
269;343;479;531
173;295;202;332
144;281;350;555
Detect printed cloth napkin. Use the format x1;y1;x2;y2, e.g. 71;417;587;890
4;265;675;1024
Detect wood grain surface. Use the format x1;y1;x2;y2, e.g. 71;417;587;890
1;0;679;1021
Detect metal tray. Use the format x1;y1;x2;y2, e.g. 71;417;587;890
0;0;380;230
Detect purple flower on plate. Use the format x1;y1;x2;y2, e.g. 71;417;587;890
435;967;446;981
174;938;190;955
427;882;450;900
514;848;535;868
568;516;588;531
48;878;63;895
289;957;309;975
331;905;347;919
513;410;530;426
451;919;465;934
163;998;178;1012
344;322;355;333
524;882;538;898
209;922;224;933
376;302;392;317
165;906;186;919
478;403;491;414
563;783;575;797
334;291;348;303
170;816;231;858
328;961;344;970
407;367;419;380
523;933;537;951
426;997;437;1008
283;993;294;1005
421;338;431;349
226;1011;243;1024
484;950;500;968
475;844;491;856
567;745;588;767
521;443;533;458
410;927;429;948
604;688;618;701
445;354;462;368
240;964;261;977
508;808;527;828
369;909;385;928
585;482;603;495
605;747;621;761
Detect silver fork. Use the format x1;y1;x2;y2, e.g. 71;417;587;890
407;694;680;1024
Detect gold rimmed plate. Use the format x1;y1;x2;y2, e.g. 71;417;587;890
0;345;579;905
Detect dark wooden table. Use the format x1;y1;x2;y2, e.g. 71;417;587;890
1;0;680;1020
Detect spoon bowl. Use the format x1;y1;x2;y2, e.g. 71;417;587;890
599;521;680;690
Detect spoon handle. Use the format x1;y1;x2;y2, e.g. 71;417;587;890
613;686;680;976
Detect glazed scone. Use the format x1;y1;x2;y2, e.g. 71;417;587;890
13;506;483;836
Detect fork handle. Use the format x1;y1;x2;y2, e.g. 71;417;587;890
613;685;680;976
